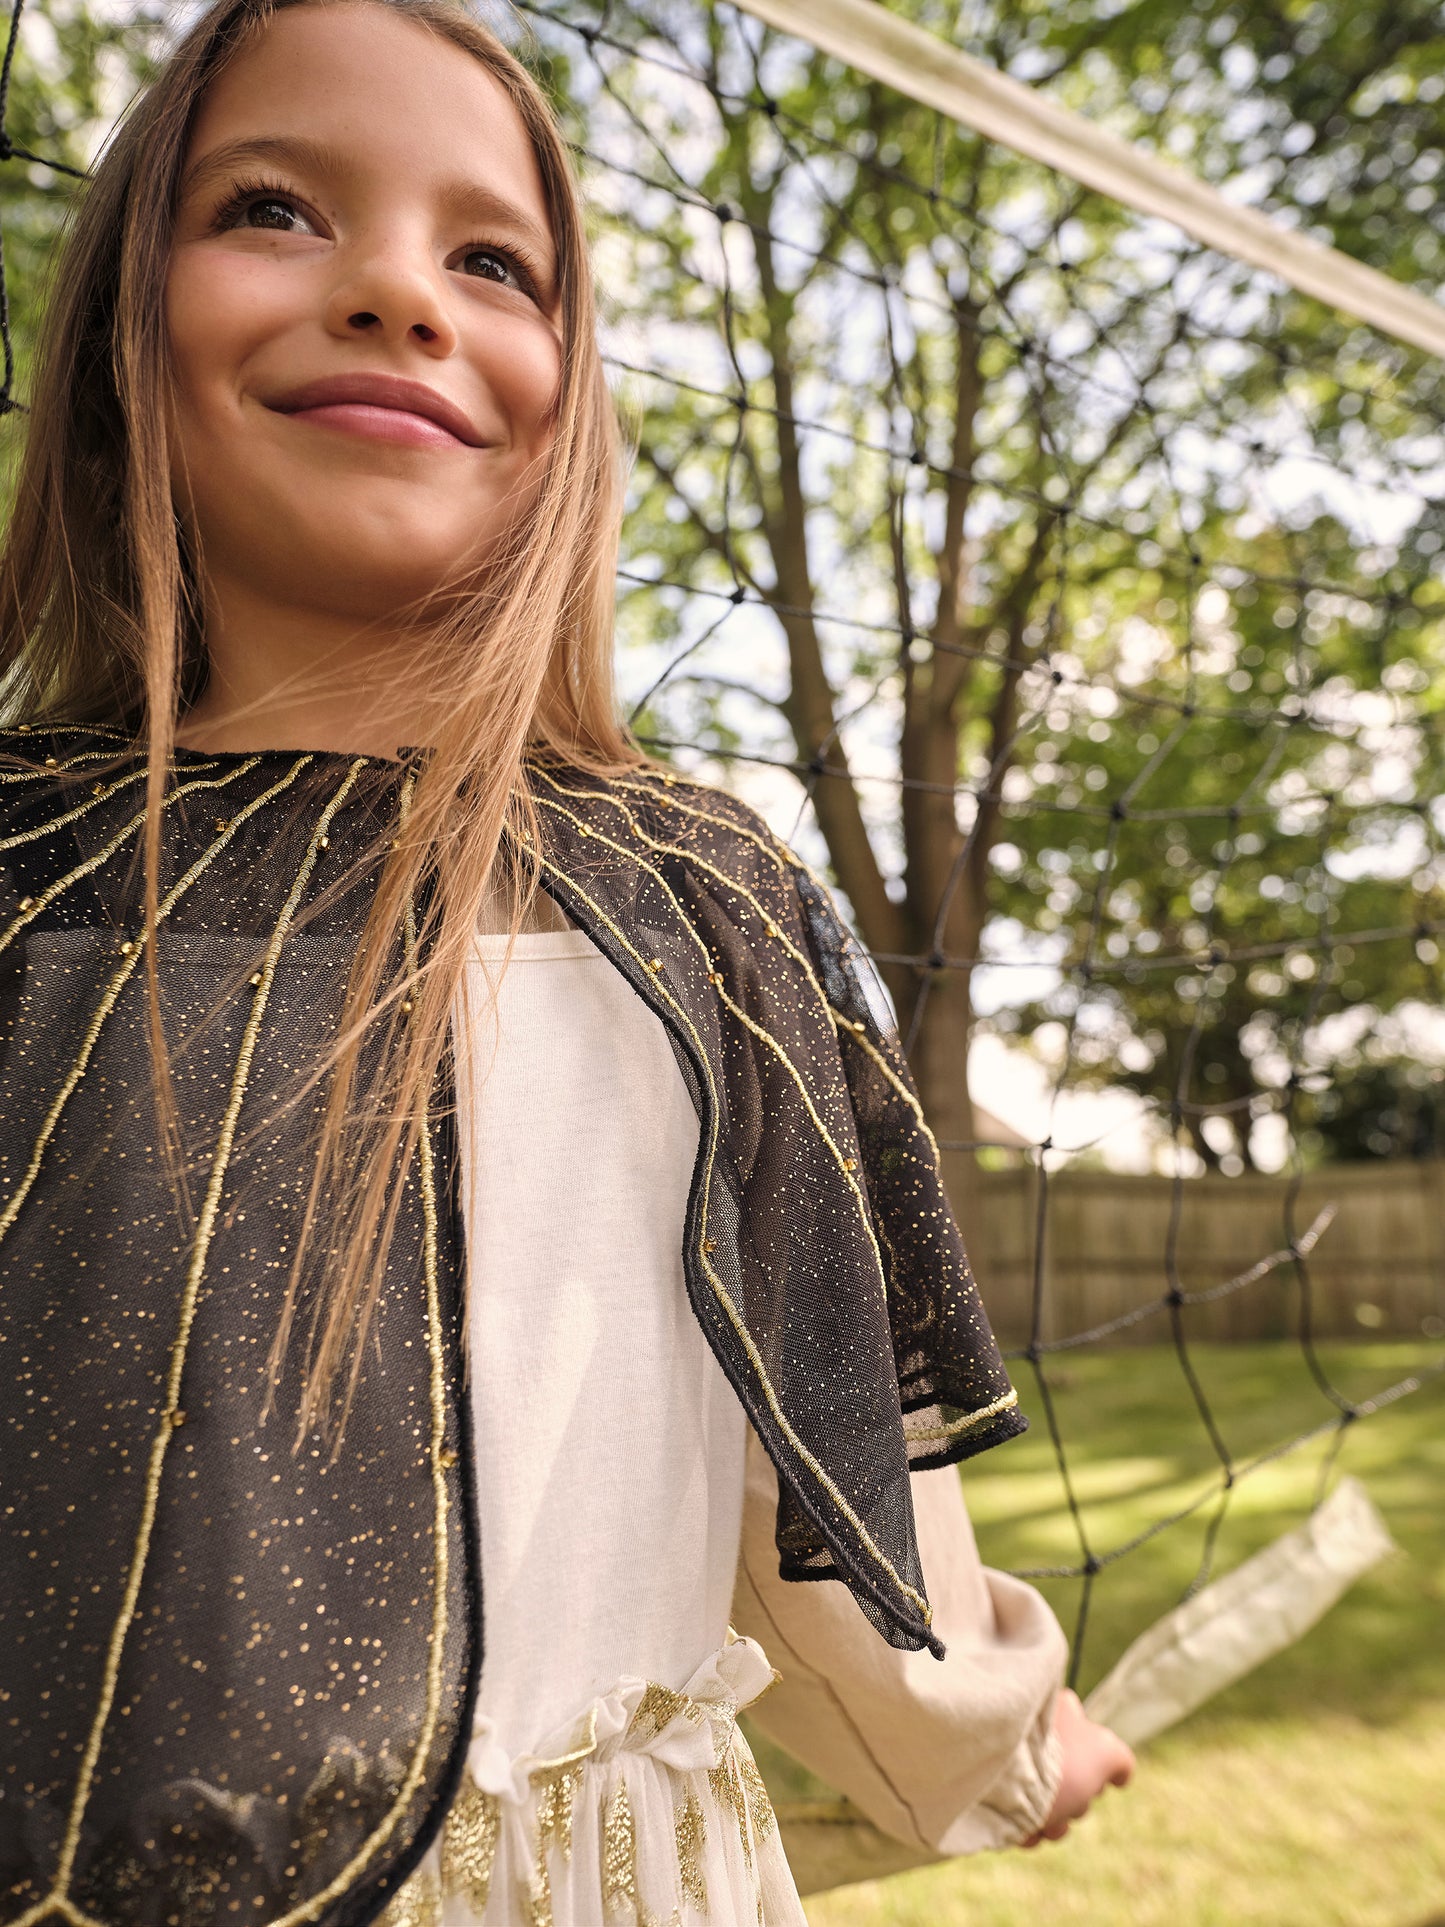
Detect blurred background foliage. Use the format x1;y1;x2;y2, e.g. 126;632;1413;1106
2;6;1442;1921
2;0;1443;1178
523;0;1445;1179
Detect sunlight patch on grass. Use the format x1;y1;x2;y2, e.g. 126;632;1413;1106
780;1343;1444;1926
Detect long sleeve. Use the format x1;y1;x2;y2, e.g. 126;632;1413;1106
731;1428;1067;1854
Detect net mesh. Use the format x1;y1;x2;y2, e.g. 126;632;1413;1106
1;0;1441;1701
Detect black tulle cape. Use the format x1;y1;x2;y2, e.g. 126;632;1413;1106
0;728;1024;1926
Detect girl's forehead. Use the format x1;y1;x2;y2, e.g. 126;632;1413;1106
187;2;551;229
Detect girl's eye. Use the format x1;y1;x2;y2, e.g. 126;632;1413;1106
460;246;532;293
246;198;307;233
216;186;319;238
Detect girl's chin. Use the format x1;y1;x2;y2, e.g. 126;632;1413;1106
240;518;501;598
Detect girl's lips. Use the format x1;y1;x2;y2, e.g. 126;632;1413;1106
284;401;468;450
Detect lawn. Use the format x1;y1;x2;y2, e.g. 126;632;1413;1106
745;1341;1445;1927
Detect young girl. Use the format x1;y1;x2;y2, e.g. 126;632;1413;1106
0;2;1133;1923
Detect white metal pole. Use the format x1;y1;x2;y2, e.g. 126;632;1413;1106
735;0;1445;363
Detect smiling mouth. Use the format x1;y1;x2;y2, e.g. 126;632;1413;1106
267;374;483;450
279;401;469;450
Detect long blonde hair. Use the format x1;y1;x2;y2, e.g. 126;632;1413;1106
0;0;644;1437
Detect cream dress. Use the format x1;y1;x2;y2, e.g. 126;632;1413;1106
392;922;803;1927
392;915;1068;1927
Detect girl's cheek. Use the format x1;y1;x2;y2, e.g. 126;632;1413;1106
475;311;563;445
166;248;302;414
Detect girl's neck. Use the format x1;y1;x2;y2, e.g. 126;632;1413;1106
176;576;444;759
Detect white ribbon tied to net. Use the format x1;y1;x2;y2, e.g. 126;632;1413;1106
1081;1474;1395;1749
779;1478;1395;1895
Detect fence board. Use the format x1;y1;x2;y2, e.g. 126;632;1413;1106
952;1157;1445;1348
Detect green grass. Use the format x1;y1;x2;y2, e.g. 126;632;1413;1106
756;1342;1445;1927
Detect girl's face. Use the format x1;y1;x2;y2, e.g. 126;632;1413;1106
166;1;563;628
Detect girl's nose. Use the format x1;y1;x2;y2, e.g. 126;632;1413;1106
324;249;459;355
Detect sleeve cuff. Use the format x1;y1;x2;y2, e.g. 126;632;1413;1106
934;1693;1064;1854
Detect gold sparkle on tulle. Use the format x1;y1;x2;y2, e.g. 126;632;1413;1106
377;1864;442;1927
674;1784;708;1914
441;1773;502;1913
601;1775;638;1913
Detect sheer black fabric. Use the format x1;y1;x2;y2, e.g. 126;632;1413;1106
0;728;1023;1927
522;760;1027;1643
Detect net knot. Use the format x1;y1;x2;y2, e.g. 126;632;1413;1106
713;200;734;224
0;132;12;162
729;583;746;605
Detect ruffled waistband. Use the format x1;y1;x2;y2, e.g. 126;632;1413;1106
464;1634;780;1801
378;1636;804;1927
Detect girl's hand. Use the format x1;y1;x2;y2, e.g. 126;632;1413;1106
1022;1688;1135;1846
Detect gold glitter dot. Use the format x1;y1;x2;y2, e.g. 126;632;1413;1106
18;895;33;911
843;1156;857;1172
647;957;663;972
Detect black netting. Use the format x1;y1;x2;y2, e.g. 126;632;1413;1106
0;0;1440;1716
508;0;1445;1688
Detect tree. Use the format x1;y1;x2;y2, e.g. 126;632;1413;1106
532;0;1445;1193
2;0;1441;1187
0;0;163;441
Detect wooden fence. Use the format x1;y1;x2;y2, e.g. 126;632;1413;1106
945;1155;1445;1348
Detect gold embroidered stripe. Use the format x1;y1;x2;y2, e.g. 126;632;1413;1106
533;853;932;1625
42;760;358;1915
529;792;890;1292
0;757;263;958
0;755;296;1256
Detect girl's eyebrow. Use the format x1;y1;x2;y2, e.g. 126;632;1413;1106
180;132;348;196
434;181;556;280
